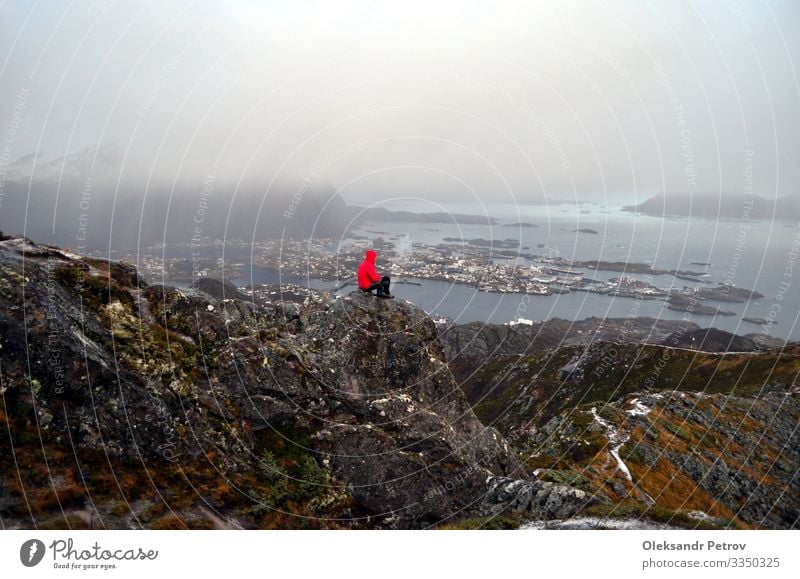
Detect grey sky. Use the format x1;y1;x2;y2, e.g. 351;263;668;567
1;0;798;207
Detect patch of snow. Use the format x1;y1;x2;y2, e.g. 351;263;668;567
626;398;652;416
71;329;109;369
59;249;84;260
687;510;716;523
521;517;678;530
72;328;94;350
2;237;32;251
591;407;633;482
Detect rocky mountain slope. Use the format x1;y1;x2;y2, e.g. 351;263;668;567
0;235;602;529
440;317;781;369
0;234;796;530
447;335;800;528
440;317;693;363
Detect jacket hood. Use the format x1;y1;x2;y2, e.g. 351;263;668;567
365;249;377;262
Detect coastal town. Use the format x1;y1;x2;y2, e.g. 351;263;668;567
101;234;763;321
249;236;760;309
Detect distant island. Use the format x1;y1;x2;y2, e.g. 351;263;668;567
623;192;800;221
356;206;497;226
667;294;736;316
505;222;538;228
743;316;778;326
442;237;519;248
574;260;708;281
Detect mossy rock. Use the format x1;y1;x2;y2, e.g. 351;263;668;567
54;263;134;312
437;515;521;530
536;469;593;491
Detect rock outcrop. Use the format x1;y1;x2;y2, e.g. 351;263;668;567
259;291;525;526
0;236;532;529
439;317;698;365
481;476;600;520
2;235;795;530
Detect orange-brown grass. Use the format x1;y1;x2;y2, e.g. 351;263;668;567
627;457;745;526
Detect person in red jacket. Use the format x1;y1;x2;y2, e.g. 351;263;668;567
357;249;392;298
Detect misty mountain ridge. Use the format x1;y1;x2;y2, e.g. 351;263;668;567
4;174;796;256
0;178;494;250
624;192;800;221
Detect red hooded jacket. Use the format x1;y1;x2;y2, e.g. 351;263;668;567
357;249;381;289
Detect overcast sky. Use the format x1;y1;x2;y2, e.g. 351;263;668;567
1;0;798;207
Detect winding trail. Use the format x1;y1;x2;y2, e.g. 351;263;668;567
591;406;633;482
590;403;655;505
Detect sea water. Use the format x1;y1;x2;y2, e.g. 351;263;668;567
240;202;800;341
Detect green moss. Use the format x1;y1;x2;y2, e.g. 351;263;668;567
82;258;143;289
108;303;201;391
619;443;642;464
658;418;692;441
54;263;134;313
437;515;521;530
536;469;593;491
597;404;623;423
294;454;329;501
149;514;188;530
577;501;742;530
245;430;346;520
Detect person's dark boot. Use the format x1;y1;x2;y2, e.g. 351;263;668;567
377;276;393;298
